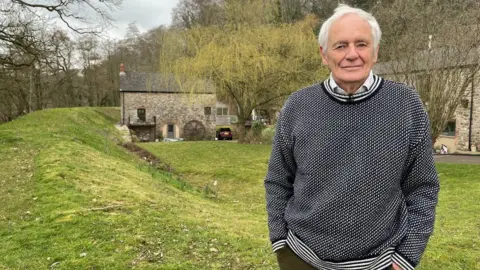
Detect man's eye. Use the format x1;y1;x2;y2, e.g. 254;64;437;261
357;43;367;47
335;45;346;49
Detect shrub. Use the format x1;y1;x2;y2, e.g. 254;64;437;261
244;124;275;144
251;121;265;137
156;131;164;142
261;127;275;144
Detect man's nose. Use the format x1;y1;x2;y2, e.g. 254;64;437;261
345;45;359;60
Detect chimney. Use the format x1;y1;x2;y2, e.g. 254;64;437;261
119;63;126;76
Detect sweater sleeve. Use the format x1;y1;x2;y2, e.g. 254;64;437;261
264;110;296;252
394;111;440;269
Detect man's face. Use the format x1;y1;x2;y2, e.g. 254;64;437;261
320;14;378;87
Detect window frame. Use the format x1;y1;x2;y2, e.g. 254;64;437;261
137;108;146;121
204;107;212;115
441;120;456;137
216;107;229;116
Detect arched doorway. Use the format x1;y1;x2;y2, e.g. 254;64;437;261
167;124;175;138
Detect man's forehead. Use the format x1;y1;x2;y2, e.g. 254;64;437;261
328;15;372;40
330;33;371;41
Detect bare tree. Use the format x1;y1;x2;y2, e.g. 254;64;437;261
172;0;225;29
0;0;122;121
374;0;480;145
10;0;120;34
1;0;121;67
41;29;82;108
78;35;102;106
0;2;42;67
274;0;309;23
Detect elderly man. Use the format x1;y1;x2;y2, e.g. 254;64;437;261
264;4;439;270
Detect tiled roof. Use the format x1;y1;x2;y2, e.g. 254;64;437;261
119;71;214;93
374;47;479;75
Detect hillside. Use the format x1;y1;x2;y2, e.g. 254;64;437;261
0;108;275;269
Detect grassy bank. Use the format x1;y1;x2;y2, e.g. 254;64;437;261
0;108;274;269
1;108;478;269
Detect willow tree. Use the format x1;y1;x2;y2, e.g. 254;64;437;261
163;15;326;143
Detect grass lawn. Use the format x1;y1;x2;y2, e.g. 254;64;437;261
0;107;478;269
142;141;480;270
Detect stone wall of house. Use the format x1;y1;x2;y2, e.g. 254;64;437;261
121;92;216;140
455;74;480;151
378;70;480;152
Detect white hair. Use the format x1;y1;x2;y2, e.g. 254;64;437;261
318;4;381;51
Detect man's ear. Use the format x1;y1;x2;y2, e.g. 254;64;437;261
320;46;328;65
373;46;380;64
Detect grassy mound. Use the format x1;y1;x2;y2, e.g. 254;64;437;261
0;108;274;269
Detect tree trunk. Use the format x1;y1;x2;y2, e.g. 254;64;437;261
236;121;246;143
29;65;33;113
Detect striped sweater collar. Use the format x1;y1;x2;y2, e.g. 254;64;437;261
323;74;384;104
328;71;375;94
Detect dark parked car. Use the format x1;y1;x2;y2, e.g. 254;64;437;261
216;127;233;140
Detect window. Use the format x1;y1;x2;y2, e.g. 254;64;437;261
137;108;146;121
442;120;456;137
204;107;212;115
217;107;229;115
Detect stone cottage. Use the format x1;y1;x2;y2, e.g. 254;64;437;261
374;47;480;152
119;64;217;141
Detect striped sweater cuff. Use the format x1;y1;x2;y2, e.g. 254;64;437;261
272;239;287;252
393;252;415;270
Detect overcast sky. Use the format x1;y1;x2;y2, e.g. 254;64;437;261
107;0;180;39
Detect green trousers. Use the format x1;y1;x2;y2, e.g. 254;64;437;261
276;246;316;270
276;246;393;270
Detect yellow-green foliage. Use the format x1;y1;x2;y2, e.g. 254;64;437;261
162;15;328;121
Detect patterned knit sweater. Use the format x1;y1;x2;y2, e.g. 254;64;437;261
264;76;440;270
